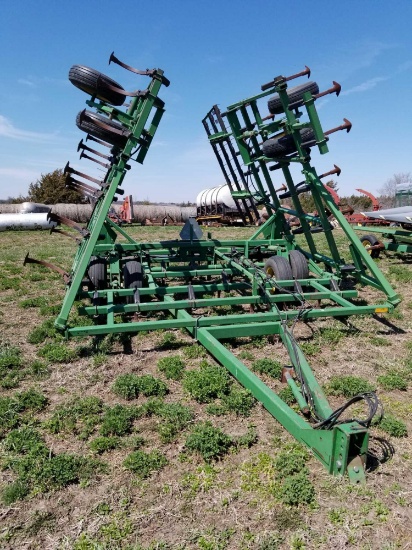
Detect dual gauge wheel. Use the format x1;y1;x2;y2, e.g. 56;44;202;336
88;251;309;298
264;250;309;281
88;257;143;303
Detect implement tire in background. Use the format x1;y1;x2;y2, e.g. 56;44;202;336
360;234;381;259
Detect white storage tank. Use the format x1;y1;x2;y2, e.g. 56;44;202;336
196;184;239;214
0;213;57;232
20;202;51;214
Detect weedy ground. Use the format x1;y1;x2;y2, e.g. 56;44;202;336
0;225;411;550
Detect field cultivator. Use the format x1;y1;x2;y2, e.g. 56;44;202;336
26;57;400;483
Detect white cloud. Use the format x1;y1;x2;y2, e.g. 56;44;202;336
397;60;412;73
205;54;224;64
18;78;37;88
17;75;69;88
341;76;387;96
0;168;39;197
0;115;58;142
0;168;38;180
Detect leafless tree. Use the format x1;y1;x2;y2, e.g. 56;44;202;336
379;173;412;207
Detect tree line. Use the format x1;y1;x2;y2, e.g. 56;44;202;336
1;169;411;210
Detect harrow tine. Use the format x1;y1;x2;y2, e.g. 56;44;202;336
79;150;111;169
319;164;342;179
86;134;112;149
23;253;70;283
261;65;311;91
50;226;81;244
47;212;90;238
65;174;102;195
64;161;104;186
313;81;341;99
77;139;112;160
109;51;170;87
325;118;352;136
280;165;342;197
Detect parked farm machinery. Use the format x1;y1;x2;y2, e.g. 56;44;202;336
25;56;400;483
355;205;412;257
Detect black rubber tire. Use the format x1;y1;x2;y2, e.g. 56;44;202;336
264;256;293;280
88;256;107;289
261;128;315;158
76;111;129;149
288;250;309;279
123;260;144;303
360;234;380;259
268;81;319;115
69;65;125;106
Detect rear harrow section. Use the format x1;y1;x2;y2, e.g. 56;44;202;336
25;59;400;484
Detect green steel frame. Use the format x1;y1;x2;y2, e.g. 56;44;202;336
28;61;401;483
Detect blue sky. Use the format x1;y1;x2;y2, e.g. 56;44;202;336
0;0;411;203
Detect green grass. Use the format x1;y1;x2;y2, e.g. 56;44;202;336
27;318;60;344
220;387;256;417
100;405;137;437
123;450;168;479
45;396;103;439
182;344;207;359
89;436;122;454
146;400;193;443
183;362;232;403
37;342;78;363
112;373;168;400
377;371;408;391
0;389;49;438
0;341;23;388
18;296;48;309
278;385;296;405
325;375;375;398
185;422;233;461
251;358;283;379
2;425;106;504
157;355;186;380
376;414;408;437
272;445;315;506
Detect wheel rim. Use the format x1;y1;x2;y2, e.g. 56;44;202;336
361;240;372;254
